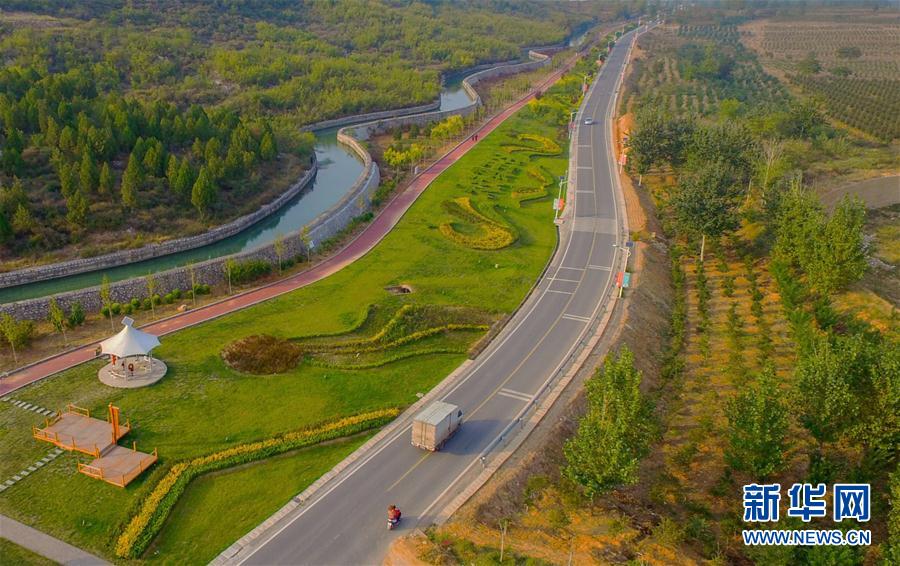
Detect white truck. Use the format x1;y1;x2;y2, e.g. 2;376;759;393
411;401;462;451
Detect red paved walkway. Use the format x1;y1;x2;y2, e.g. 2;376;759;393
0;58;576;397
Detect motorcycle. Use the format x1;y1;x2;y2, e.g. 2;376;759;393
387;504;402;530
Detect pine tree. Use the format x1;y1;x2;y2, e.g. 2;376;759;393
225;142;243;178
12;203;34;234
259;130;277;160
58;161;77;198
66;189;89;227
98;162;113;195
175;158;193;198
191;166;216;217
121;151;142;208
166;154;179;191
79;151;97;194
0;147;23;176
192;137;204;160
59;126;76;153
44;117;60;146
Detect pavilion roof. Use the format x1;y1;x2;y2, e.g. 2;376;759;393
100;317;160;357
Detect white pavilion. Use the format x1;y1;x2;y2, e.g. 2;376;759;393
98;317;168;388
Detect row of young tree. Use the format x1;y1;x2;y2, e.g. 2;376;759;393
619;78;897;558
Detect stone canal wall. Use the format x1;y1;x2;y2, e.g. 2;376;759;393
350;50;552;141
0;157;319;289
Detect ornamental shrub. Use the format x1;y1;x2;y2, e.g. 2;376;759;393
66;302;86;328
231;259;272;284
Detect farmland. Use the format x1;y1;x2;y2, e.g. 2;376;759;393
623;24;789;118
741;16;900;141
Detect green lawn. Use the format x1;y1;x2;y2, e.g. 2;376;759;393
0;98;568;561
145;434;371;565
0;538;57;566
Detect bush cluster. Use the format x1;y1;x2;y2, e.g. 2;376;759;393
230;258;272;284
100;285;212;318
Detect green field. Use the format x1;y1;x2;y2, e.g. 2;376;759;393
0;538;56;566
0;84;572;561
146;434;371;564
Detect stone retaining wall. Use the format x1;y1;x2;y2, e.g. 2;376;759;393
349;50;552;141
0;151;379;320
0;48;557;321
300;100;441;133
0;157;318;289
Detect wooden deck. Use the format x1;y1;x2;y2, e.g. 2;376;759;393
32;404;156;487
77;445;158;487
33;408;130;457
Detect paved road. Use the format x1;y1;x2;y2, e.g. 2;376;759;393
231;29;638;566
0;59;576;398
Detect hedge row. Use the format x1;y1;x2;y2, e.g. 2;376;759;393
100;285;212;318
502;133;562;156
439;197;518;250
309;346;469;370
114;409;400;558
310;323;489;355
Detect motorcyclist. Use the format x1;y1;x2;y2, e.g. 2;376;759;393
388;504;401;525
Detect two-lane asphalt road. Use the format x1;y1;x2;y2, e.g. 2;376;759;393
230;29;637;566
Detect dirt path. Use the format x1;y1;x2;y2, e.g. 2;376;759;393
819;174;900;210
0;60;578;398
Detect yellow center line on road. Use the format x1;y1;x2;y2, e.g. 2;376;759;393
387;451;432;492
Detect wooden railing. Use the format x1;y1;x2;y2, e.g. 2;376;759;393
77;462;103;480
66;404;91;418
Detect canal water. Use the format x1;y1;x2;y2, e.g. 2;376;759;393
0;77;475;304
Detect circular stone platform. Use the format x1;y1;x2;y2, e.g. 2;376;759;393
98;358;168;389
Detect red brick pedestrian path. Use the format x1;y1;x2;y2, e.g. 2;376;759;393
0;59;575;397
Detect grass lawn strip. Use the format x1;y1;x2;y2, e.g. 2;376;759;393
145;433;372;565
115;409;397;559
0;537;57;566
